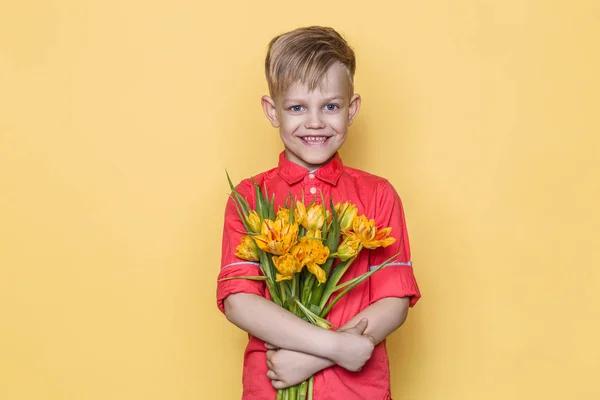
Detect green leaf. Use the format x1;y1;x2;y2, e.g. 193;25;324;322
320;253;399;318
309;304;321;315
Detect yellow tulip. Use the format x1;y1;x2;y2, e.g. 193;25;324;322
303;203;327;231
336;235;361;261
294;201;307;226
351;215;396;249
304;229;322;239
276;207;291;222
290;235;330;284
245;211;261;233
335;202;358;231
272;253;302;281
307;262;326;284
235;235;259;261
253;218;299;255
297;236;329;265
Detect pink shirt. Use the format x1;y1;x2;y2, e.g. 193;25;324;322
217;153;421;400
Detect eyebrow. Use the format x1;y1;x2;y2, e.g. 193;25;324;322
283;95;345;104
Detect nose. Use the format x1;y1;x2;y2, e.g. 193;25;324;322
304;110;325;129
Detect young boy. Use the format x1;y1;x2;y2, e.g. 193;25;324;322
217;26;421;399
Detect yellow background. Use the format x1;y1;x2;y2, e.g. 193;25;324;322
1;1;599;399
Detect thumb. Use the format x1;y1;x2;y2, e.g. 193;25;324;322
346;318;368;335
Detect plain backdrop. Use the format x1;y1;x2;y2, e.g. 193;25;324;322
1;1;599;399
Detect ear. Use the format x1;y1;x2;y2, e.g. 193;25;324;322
261;95;280;128
347;93;361;126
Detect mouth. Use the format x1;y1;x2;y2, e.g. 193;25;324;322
299;136;330;146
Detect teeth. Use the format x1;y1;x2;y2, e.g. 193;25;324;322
303;136;327;143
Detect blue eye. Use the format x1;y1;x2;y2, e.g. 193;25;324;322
325;104;339;111
290;105;303;112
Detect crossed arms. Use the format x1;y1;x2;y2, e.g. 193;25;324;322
224;293;410;389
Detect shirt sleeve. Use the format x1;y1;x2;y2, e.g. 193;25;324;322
216;179;265;313
368;180;421;307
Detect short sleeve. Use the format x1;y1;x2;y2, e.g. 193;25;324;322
216;180;265;313
368;181;421;307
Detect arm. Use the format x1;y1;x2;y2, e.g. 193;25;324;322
224;292;375;371
265;296;410;389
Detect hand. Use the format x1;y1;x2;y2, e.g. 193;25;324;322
329;318;375;372
265;344;329;390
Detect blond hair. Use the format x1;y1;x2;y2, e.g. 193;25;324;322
265;26;356;99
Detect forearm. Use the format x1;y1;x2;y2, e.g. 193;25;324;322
341;297;410;344
275;297;411;374
224;293;338;359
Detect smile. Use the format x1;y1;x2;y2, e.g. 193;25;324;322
300;136;330;145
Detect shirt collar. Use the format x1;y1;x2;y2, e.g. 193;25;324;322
277;152;344;186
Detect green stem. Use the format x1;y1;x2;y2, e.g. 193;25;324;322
320;253;398;318
276;389;284;400
317;256;357;311
280;281;288;309
288;384;298;399
307;377;314;400
298;381;308;400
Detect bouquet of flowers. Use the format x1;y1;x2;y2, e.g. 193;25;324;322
221;174;398;400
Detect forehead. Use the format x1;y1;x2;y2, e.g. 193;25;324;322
279;62;352;101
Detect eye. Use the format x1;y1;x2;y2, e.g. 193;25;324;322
325;103;339;111
289;105;304;112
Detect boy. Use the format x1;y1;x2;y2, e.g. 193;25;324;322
217;26;421;399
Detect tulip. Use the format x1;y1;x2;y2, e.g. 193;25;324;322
351;215;396;249
335;202;358;231
291;236;330;284
272;253;302;281
294;201;307;227
336;235;361;261
253;218;299;255
307;262;327;284
245;211;261;234
276;207;290;222
304;229;322;239
303;203;326;231
235;235;259;261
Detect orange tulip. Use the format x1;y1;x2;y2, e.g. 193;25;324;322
350;215;396;249
291;235;330;284
235;235;259;261
253;218;299;255
276;207;291;222
272;253;302;281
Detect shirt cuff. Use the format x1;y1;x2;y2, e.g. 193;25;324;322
369;264;421;307
216;263;265;313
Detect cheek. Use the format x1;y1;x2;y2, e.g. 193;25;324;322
280;116;302;132
329;115;349;132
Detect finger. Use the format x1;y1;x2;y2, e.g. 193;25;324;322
266;359;273;370
264;342;278;350
345;318;368;335
266;350;276;360
271;380;287;390
266;369;278;380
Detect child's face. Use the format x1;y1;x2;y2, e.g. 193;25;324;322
262;62;361;170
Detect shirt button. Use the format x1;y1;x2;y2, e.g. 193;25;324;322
309;187;317;194
308;173;315;179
